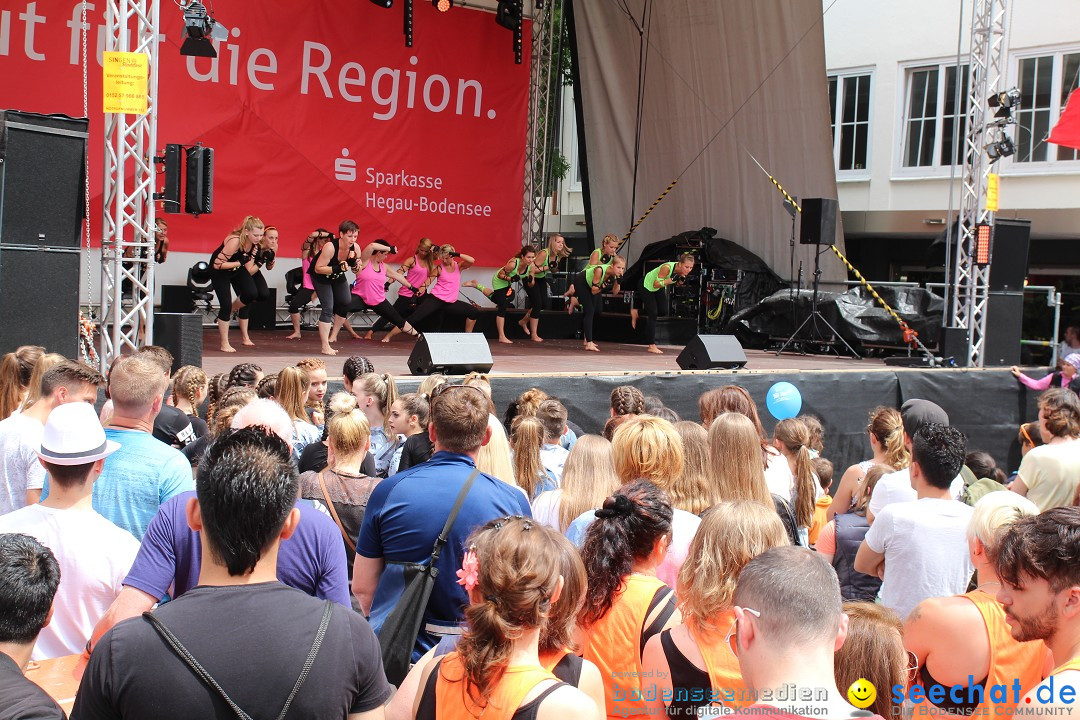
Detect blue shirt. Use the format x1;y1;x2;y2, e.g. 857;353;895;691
369;426;399;478
357;451;531;651
93;428;193;540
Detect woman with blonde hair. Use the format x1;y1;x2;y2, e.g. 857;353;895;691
295;357;328;426
829;406;908;521
835;602;908;719
285;228;329;340
275;366;321;458
533;435;619;532
371;237;436;339
209;215;264;352
669;421;717;515
298;392;363;474
708;413;773;508
351;372;400;477
511;415;557;500
641;501;788;717
475;414;518;492
19;353;66;413
409;517;600;720
170;365;209;438
399;244;479;334
0;345;44;420
772;418;818;546
182;386;257;470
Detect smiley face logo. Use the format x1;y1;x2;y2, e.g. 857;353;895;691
847;678;876;709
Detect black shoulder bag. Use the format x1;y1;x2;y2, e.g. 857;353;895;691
378;468;479;686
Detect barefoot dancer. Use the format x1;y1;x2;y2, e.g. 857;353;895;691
209;216;264;353
565;233;621;314
336;241;421;342
369;237;435;339
236;225;277;347
639;253;695;354
404;244;480;334
286;229;330;340
489;245;538;344
519;234;570;342
310;220;361;356
572;254;625;352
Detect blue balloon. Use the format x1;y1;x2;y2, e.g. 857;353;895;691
766;382;802;420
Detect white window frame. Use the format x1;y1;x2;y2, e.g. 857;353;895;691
827;67;874;180
999;44;1080;176
562;85;583;193
894;58;970;179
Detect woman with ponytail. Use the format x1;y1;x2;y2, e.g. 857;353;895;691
170;365;209;438
510;415;556;500
579;481;681;720
352;372;400;477
641;501;788;717
828;406;909;521
772;418;818;546
0;345;44;420
208;215;264;352
275;366;321;458
408;517;600;720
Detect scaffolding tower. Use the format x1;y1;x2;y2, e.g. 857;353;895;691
98;0;161;371
949;0;1008;367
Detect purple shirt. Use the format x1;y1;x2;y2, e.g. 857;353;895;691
123;491;351;608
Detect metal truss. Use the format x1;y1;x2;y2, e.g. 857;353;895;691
98;0;160;370
521;0;564;248
949;0;1007;367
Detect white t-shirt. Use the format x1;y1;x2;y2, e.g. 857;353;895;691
868;467;965;519
0;503;140;659
864;497;974;620
0;413;46;516
765;447;794;500
539;443;569;485
1017;440;1080;511
531;488;563;530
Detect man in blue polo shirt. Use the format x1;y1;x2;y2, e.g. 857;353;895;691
353;384;531;656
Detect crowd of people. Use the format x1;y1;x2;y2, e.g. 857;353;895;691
2;341;1080;719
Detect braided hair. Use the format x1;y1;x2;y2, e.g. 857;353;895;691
170;366;208;415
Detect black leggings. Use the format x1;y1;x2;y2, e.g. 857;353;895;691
237;271;270;320
573;273;603;343
288;287;315;314
313;278;352;322
349;296;410;330
408;293;479;329
641;285;669;345
492;285;515;318
524;277;548;312
372;295;420;332
211;269;258;322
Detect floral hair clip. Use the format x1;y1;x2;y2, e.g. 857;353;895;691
457;549;479;592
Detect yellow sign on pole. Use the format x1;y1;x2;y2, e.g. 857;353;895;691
102;52;149;115
986;173;1000;212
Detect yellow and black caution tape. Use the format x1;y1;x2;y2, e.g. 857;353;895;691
623;178;679;242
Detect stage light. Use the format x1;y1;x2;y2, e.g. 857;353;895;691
988;88;1021;110
180;1;226;58
187;261;214;310
432;0;452;11
975;224;992;266
369;0;393;7
985;135;1015;161
496;0;521;30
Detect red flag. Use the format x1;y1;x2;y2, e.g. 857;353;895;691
1049;89;1080;151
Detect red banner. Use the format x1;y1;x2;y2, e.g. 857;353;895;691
0;0;530;265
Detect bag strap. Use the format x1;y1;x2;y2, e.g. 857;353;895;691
143;600;334;720
428;469;480;570
317;470;357;553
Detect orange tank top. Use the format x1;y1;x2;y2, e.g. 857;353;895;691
687;611;747;709
434;651;559;720
967;590;1046;716
583;573;668;720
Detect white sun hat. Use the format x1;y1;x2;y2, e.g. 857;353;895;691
38;402;121;465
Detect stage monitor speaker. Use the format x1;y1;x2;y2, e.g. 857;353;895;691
160;285;194;314
0;111;88;248
676;335;747;370
989;218;1031;292
984;292;1023;367
184;145;213;215
155;313;203;374
799;198;838;245
0;247;80;357
160;143;183;213
247;288;277;331
940;326;970;367
408;333;493;375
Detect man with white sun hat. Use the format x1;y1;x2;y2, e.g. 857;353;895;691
0;402;139;659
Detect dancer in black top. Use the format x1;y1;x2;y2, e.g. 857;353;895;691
286;229;331;340
310;220;361;356
234;224;277;347
572;254;625;352
209;216;264;352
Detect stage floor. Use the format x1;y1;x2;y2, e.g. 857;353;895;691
199;329;888;378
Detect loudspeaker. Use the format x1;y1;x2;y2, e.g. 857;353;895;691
184;145;213;215
247;288;277;331
984;292;1024;367
989;218;1031;292
0;247;80;357
940;326;970;367
160;285;194;314
155;313;203;373
799;198;839;245
160;143;182;213
0;111;89;247
676;335;747;370
408;333;493;375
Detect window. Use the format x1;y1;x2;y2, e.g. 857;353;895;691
1015;51;1080;163
901;63;969;168
828;72;871;172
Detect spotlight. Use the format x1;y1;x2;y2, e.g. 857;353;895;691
988;88;1022;110
496;0;521;30
985;135;1015;161
369;0;393;6
179;1;226;58
975;224;992;266
432;0;452;10
186;261;214;310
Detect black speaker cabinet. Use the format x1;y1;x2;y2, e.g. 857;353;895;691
408;333;493;375
0;111;89;247
989;218;1031;292
185;145;213;215
247;288;277;331
940;326;970;367
160;285;194;314
155;313;203;373
799;198;839;245
984;292;1024;367
676;335;747;370
0;247;80;357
